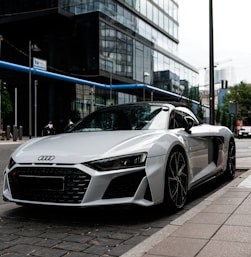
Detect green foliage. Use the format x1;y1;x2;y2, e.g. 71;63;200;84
1;89;13;119
222;81;251;124
197;103;204;120
214;105;237;132
232;114;237;132
188;87;200;102
226;114;232;128
186;87;204;120
221;110;227;126
215;107;221;124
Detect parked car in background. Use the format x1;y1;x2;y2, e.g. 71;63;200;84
238;126;251;138
3;102;236;212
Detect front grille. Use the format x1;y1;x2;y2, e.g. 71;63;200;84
8;167;91;204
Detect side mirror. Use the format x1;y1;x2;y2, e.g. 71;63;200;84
183;116;194;133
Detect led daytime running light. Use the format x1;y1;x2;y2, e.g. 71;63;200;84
85;153;147;171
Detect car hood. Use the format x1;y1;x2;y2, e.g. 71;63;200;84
12;131;166;164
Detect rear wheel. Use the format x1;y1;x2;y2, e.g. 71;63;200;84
224;139;236;180
163;148;188;211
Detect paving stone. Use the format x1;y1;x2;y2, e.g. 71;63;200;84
171;223;221;239
54;241;89;251
108;232;132;240
84;245;110;255
197;240;251;257
0;233;19;241
108;243;134;256
123;235;148;245
0;241;16;251
38;231;68;240
213;225;251;243
34;238;61;248
147;236;208;257
63;234;93;243
10;236;41;245
63;252;97;257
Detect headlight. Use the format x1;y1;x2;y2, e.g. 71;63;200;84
84;153;147;171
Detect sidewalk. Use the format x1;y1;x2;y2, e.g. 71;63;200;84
121;160;251;257
0;136;29;144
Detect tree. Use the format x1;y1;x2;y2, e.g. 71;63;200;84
215;107;221;125
1;89;12;119
221;110;227;127
188;86;200;102
186;86;204;120
197;103;204;121
222;81;251;124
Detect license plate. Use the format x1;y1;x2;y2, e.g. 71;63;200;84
18;175;65;191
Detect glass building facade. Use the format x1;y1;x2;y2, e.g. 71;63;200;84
0;0;198;135
59;0;197;89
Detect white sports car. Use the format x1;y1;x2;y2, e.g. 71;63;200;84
3;102;236;211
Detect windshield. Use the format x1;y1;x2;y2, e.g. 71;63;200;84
67;104;169;132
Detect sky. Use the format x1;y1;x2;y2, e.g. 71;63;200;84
178;0;251;85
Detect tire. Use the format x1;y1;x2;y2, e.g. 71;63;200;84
163;148;188;212
224;139;236;180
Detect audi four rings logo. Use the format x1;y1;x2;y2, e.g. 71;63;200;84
38;155;55;161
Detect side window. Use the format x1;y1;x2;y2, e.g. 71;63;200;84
174;111;184;128
169;107;199;130
176;107;200;126
168;110;183;129
168;110;176;129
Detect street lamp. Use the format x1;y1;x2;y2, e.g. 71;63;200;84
34;80;38;137
29;40;40;139
209;0;215;125
15;87;17;126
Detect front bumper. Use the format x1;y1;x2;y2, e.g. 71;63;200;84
3;163;155;207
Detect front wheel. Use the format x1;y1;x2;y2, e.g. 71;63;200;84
163;149;188;212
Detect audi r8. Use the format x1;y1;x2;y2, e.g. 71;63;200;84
3;102;236;211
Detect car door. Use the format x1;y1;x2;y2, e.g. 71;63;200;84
169;107;219;186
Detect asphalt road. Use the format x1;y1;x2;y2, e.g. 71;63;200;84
0;139;249;257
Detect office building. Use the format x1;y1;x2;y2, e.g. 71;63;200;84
0;0;198;135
